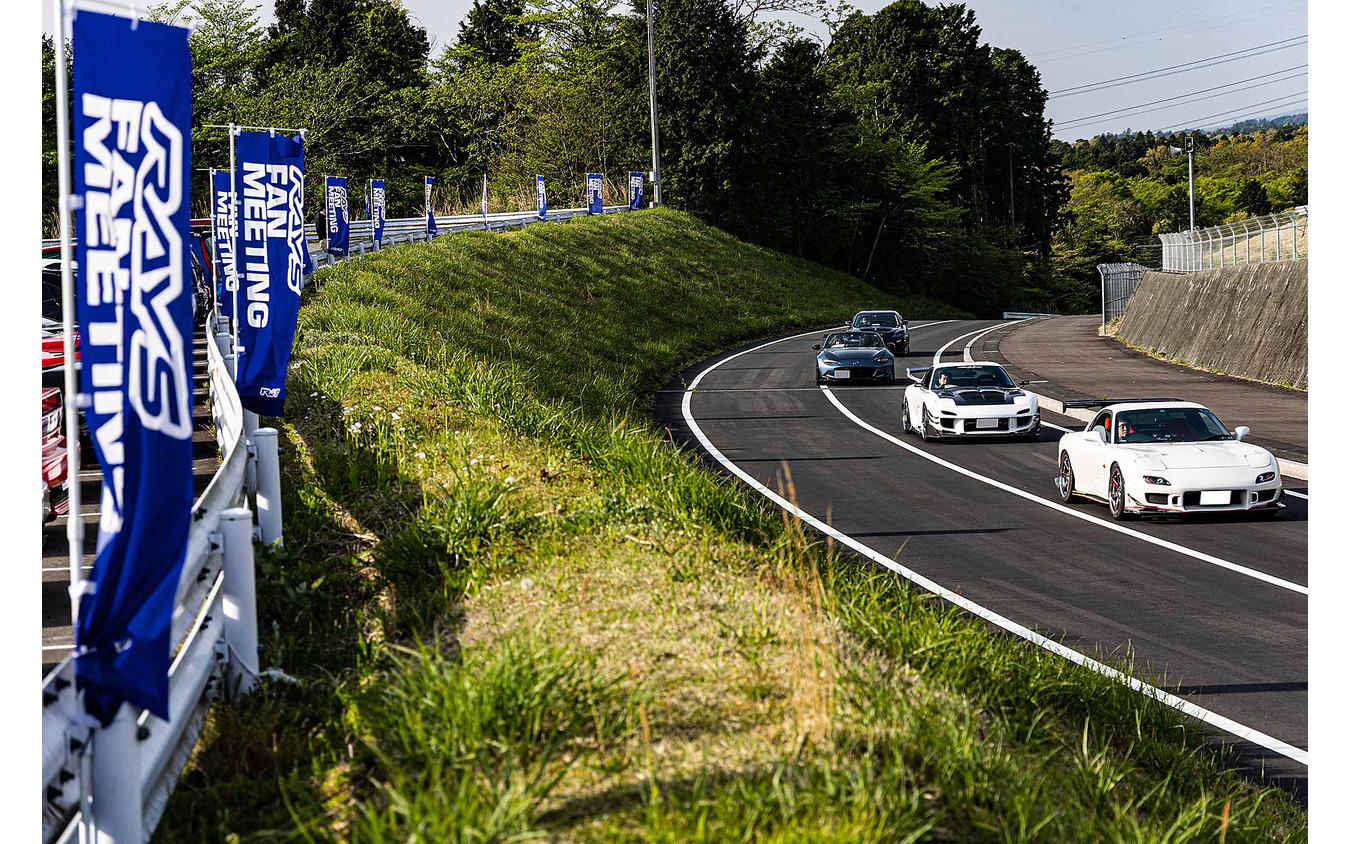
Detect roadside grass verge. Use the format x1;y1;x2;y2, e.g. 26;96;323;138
154;209;1305;842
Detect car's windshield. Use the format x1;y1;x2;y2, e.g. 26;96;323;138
824;332;885;349
931;365;1015;389
1114;407;1232;444
853;312;898;328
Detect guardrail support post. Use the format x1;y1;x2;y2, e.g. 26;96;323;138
254;427;283;546
88;702;143;843
214;330;231;359
221;506;260;695
243;410;259;495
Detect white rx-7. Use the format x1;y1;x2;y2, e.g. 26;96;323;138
1054;399;1285;520
901;361;1040;440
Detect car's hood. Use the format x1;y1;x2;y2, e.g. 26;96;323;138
821;348;889;361
1120;442;1273;470
934;386;1027;406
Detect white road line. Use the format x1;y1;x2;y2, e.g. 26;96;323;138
932;320;1026;367
961;321;1022;361
42;644;73;651
821;388;1306;595
1043;421;1076;433
681;336;1308;767
1286;490;1308;500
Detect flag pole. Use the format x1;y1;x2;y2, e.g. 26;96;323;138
53;0;84;623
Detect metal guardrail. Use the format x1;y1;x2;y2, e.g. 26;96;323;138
1098;262;1149;325
1158;205;1307;272
41;315;257;844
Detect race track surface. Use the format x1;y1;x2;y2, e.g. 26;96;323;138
656;319;1308;794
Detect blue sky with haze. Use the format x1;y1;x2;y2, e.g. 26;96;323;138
43;0;1308;140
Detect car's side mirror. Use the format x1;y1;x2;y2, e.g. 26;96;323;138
902;319;909;326
812;344;821;351
1233;426;1250;441
1089;428;1106;444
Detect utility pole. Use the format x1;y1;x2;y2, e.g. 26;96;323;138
1186;134;1195;231
646;0;663;206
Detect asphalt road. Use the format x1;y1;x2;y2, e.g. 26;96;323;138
656;319;1308;794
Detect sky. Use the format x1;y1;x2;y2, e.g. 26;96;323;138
41;0;1309;141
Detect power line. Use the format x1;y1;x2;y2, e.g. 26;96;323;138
1056;67;1308;129
1157;91;1308;132
1029;0;1305;58
1039;4;1306;64
1047;36;1307;98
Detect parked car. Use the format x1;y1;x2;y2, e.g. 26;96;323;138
1054;399;1283;520
901;361;1040;441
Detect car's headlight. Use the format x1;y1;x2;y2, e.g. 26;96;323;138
1256;471;1276;484
821;357;842;366
1142;475;1170;486
873;354;891;363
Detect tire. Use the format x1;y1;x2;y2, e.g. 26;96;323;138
1025;423;1041;442
1057;452;1077;502
1108;464;1132;520
901;399;913;434
920;408;937;442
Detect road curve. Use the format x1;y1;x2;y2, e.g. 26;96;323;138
656;319;1308;794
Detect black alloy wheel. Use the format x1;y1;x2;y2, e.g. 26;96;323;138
1108;464;1130;520
1058;452;1076;503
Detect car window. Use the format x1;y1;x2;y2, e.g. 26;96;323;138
1115;408;1232;444
931;364;1014;389
825;332;884;349
854;312;898;328
1090;411;1111;438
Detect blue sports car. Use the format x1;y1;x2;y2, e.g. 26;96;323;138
813;331;895;384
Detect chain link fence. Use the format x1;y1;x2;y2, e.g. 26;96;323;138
1158;205;1307;272
1098;262;1149;324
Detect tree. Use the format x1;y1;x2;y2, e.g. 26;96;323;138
454;0;536;66
1235;177;1271;217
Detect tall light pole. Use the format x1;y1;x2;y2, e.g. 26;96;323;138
646;0;663;206
1185;134;1195;231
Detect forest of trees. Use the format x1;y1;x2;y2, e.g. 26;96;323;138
39;0;1310;317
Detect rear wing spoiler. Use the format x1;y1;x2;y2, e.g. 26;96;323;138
905;367;930;383
1061;398;1184;409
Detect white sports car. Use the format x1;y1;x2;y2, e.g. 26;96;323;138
901;361;1040;440
1054;399;1284;520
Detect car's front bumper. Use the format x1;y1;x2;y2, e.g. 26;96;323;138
927;407;1039;436
819;362;894;381
1124;466;1284;514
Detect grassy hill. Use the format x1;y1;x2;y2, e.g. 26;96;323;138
156;209;1303;842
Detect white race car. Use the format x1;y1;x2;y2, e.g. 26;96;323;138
901;361;1040;440
1054;399;1284;520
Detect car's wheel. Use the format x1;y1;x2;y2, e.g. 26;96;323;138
920;408;937;442
1025;423;1041;442
901;400;913;433
1057;452;1077;503
1108;464;1132;520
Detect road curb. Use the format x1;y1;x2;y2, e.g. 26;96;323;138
965;320;1310;485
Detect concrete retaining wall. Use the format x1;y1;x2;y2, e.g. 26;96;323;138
1117;262;1307;389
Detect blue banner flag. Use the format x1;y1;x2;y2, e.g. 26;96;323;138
212;170;235;319
326;175;349;257
71;10;195;725
629;172;644;210
425;175;437;235
587;173;603;215
371;179;386;243
234;130;306;416
536;175;547;220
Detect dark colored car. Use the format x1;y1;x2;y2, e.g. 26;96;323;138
813;331;895;384
850;310;910;355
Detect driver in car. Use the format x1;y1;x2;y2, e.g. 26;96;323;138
1117;418;1133;441
935;371;950;388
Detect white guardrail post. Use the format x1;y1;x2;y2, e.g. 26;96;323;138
87;703;143;843
254;428;283;546
243;410;259;495
221;507;259;694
